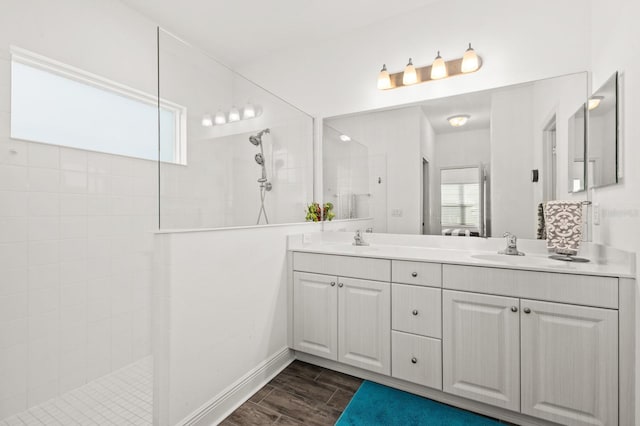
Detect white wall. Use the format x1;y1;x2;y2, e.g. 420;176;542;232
328;107;423;234
0;0;157;418
589;0;640;413
152;219;372;426
237;0;591;118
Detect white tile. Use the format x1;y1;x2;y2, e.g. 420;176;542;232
87;217;112;239
87;298;110;323
0;392;27;419
0;292;27;322
59;216;87;239
0;268;27;297
86;195;112;216
0;318;27;350
28;338;59;388
58;317;86;353
0;165;28;191
27;379;59;407
28;240;59;266
59;260;87;285
28;216;60;241
28;167;59;192
28;192;59;216
87;175;111;195
87;152;111;175
59;171;87;194
0;242;28;269
59;148;87;172
28;287;59;315
0;191;28;216
28;264;59;291
60;283;86;308
86;239;111;259
59;239;86;262
28;311;59;342
0;140;28;166
59;194;87;216
86;258;111;280
28;144;59;169
0;217;27;242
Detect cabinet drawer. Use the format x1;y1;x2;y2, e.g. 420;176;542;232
293;252;391;282
392;331;442;389
392;284;441;338
392;260;441;287
443;265;618;309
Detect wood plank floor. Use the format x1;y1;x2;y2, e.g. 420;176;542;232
220;360;362;426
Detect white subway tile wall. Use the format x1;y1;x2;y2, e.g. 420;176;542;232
0;140;155;420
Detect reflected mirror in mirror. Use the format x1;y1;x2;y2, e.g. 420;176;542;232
568;104;587;193
323;72;589;239
588;72;619;188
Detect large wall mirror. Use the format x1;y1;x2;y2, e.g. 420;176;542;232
323;72;590;238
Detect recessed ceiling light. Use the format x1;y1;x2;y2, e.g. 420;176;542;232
339;134;351;142
447;115;470;127
588;96;604;111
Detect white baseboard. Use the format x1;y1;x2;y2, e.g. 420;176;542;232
179;347;295;426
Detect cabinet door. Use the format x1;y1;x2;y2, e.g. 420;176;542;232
521;299;618;426
338;277;391;375
293;272;338;360
443;290;520;411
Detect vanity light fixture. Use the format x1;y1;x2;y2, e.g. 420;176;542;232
228;106;241;122
377;64;392;90
201;114;213;127
588;96;604;111
430;51;448;80
402;58;418;85
461;43;479;73
243;103;256;119
448;114;470;127
339;134;352;142
377;44;482;90
214;110;227;125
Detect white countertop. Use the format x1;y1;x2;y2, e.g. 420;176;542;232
288;233;636;279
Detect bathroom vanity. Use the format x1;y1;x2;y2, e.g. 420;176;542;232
287;233;636;426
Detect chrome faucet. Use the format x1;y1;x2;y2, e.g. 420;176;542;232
499;232;524;256
353;230;369;246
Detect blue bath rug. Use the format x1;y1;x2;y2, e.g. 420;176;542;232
336;381;502;426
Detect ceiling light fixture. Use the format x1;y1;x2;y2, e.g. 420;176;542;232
461;43;479;73
377;44;482;90
377;64;392;90
402;58;418;85
339;134;352;142
448;115;470;127
588;96;604;111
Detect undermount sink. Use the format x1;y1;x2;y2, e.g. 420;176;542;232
471;253;558;266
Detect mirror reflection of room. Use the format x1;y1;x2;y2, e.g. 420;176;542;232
324;72;589;239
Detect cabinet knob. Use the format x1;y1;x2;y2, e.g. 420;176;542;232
411;272;418;277
523;307;531;314
411;357;417;364
511;306;518;313
338;282;344;288
330;282;336;287
412;309;419;316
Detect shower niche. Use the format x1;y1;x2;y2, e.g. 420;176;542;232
157;29;314;230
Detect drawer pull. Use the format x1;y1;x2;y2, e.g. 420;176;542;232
330;282;336;287
411;272;418;277
510;306;518;313
524;307;531;314
411;357;418;364
338;282;344;288
412;309;419;316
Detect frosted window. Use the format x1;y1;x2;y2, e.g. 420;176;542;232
11;58;184;164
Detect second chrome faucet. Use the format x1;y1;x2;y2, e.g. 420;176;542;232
499;232;525;256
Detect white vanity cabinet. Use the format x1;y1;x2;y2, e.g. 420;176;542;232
292;253;392;375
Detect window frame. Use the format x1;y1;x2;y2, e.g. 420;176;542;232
10;45;187;165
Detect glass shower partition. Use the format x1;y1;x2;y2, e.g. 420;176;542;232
157;30;314;230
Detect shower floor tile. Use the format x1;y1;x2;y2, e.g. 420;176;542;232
1;357;152;426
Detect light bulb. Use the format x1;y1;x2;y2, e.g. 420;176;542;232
377;64;391;90
447;115;470;127
243;103;256;119
228;106;240;122
201;114;213;127
588;96;604;111
339;134;351;142
402;58;418;85
461;43;479;73
214;110;227;125
430;51;448;80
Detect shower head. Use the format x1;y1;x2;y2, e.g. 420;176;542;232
254;153;264;165
249;128;270;146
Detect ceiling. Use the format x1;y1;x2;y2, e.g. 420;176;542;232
419;90;493;134
120;0;440;66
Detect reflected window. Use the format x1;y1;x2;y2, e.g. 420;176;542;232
10;47;186;164
441;183;480;228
